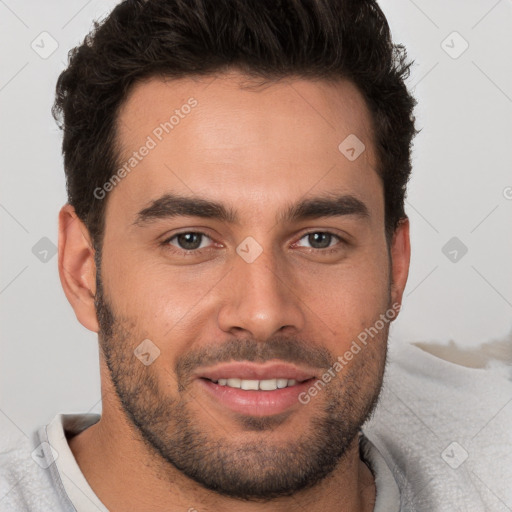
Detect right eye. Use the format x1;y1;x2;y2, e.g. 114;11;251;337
163;232;214;252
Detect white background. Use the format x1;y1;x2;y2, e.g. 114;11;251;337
1;0;511;434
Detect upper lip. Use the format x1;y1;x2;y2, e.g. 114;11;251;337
195;361;317;382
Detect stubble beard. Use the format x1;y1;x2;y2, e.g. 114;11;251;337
94;267;388;500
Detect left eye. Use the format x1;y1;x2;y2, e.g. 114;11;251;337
167;232;212;251
296;232;341;250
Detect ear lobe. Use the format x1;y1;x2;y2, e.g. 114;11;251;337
58;204;99;333
390;217;411;311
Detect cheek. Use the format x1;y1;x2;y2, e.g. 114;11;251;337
101;248;222;340
297;248;390;346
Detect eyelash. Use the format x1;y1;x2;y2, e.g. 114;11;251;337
161;230;346;256
162;232;216;256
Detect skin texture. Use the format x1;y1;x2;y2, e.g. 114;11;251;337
59;72;410;512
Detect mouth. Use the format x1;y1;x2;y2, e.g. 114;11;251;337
207;377;303;390
194;361;317;417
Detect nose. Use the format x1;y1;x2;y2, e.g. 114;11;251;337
217;247;306;341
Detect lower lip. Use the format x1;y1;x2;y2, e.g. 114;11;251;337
197;378;313;417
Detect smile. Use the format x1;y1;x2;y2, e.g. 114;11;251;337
194;362;318;416
210;378;300;390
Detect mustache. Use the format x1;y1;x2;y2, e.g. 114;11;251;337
175;336;334;383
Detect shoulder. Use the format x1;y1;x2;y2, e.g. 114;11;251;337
362;338;512;511
0;428;37;509
0;424;69;511
0;428;33;486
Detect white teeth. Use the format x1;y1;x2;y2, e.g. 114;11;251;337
259;379;277;391
227;378;241;388
214;378;299;390
277;378;288;389
240;379;259;390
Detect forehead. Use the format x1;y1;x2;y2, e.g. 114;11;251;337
109;72;381;222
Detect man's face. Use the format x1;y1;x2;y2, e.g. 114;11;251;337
95;73;398;499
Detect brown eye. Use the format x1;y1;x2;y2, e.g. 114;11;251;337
168;232;211;251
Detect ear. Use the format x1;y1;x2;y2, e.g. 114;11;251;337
389;217;411;312
58;204;99;333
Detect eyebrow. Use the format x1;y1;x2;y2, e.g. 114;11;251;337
279;193;370;224
133;192;370;226
134;194;237;225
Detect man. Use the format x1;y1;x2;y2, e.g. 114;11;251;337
1;1;510;511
